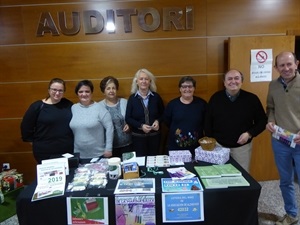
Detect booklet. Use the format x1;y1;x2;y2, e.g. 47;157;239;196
32;162;66;201
194;163;241;178
114;178;155;194
161;177;203;192
201;176;250;189
66;197;109;225
167;167;196;179
272;125;297;148
194;166;222;178
115;194;156;225
212;164;241;176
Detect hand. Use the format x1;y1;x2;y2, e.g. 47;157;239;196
123;124;130;133
266;122;275;133
237;132;251;145
141;124;152;133
103;151;112;158
294;132;300;144
151;120;159;131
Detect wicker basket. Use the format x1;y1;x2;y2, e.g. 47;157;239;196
198;137;216;151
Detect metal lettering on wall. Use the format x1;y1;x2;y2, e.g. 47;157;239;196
36;6;194;36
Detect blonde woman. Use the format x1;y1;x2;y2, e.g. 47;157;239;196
125;69;164;156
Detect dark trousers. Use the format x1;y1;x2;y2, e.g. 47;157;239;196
132;132;161;157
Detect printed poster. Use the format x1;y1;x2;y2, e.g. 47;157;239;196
115;194;156;225
66;197;109;225
162;192;204;223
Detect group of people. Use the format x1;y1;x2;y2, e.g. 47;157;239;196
20;51;300;225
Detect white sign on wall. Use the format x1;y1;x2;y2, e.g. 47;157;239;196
250;49;273;82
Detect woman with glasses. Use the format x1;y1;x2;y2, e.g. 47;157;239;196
125;68;164;157
70;80;113;161
164;76;207;156
99;76;132;158
20;78;74;164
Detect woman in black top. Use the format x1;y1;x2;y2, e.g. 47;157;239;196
20;78;74;163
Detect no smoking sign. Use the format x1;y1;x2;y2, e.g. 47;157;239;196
256;51;268;63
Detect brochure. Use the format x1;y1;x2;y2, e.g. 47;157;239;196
66;197;109;225
115;194;156;225
272;125;297;148
201;176;250;189
167;167;196;179
161;177;203;192
31;162;66;201
114;178;155;194
146;155;170;167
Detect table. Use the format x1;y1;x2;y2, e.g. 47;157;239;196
16;158;261;225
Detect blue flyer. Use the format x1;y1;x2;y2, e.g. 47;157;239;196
162;192;204;222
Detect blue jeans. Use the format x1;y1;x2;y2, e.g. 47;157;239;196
272;137;300;217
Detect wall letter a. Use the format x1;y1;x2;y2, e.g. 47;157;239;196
36;12;60;37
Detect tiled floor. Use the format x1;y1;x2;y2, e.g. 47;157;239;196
1;180;300;225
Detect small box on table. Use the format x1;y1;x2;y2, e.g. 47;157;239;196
195;146;230;165
169;150;192;164
122;162;139;179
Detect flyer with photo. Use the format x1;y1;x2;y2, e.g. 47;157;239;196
115;194;156;225
66;197;109;225
114;178;155;194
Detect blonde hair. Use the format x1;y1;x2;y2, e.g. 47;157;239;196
130;68;157;94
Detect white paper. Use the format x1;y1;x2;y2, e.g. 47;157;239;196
42;157;69;175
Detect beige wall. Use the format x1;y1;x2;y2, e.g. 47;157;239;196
1;0;300;183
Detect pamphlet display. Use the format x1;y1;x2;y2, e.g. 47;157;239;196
66;197;109;225
162;192;204;223
32;162;66;201
115;194;156;225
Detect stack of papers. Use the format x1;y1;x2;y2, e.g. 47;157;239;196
194;163;249;189
194;163;241;178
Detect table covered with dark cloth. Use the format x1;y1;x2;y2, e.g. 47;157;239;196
16;157;261;225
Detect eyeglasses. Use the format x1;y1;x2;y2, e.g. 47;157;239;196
50;88;64;94
181;85;194;89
